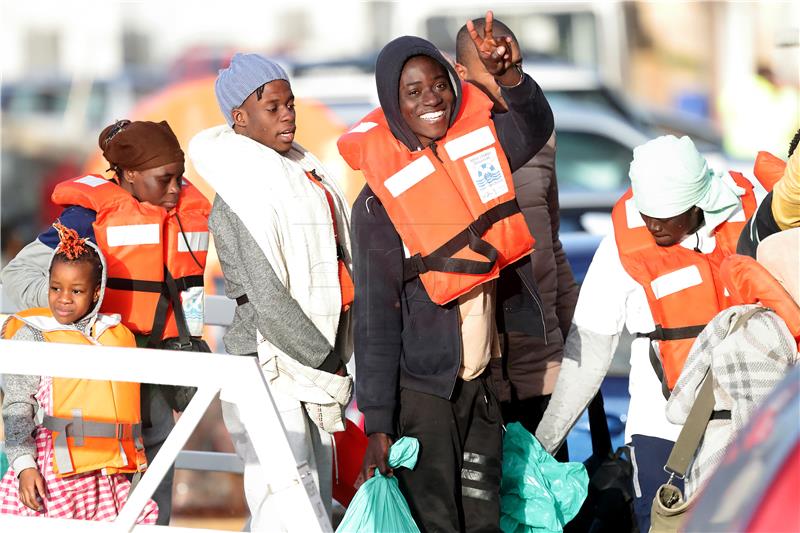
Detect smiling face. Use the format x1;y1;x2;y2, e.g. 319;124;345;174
122;161;184;211
233;79;296;154
640;206;703;247
48;260;100;325
398;55;455;147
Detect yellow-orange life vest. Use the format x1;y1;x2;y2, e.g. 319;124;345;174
338;81;534;305
611;172;757;392
51;175;210;340
721;255;800;350
2;308;147;477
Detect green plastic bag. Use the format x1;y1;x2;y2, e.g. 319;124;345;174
500;423;589;533
336;436;421;533
0;443;8;478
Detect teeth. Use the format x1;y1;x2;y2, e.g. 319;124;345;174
419;111;444;121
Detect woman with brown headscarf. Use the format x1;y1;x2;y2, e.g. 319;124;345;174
1;119;211;525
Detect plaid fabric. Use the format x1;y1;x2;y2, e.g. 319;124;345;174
0;377;157;523
666;304;798;496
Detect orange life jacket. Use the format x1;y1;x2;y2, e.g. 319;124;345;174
338;81;534;305
51;175;210;341
306;170;354;311
752;151;786;192
720;255;800;350
611;172;757;392
2;309;147;477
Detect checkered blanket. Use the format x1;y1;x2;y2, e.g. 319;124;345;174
666;304;798;496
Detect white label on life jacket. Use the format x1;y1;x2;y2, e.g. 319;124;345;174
106;224;160;247
182;286;205;336
177;231;210;252
444;126;494;161
464;147;508;203
385;156;435;197
651;265;703;300
349;121;378;134
625;198;646;229
75;175;110;188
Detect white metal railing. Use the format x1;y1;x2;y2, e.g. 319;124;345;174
0;336;331;532
2;290;246;476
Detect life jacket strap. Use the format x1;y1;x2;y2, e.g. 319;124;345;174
641;324;708;341
106;275;203;293
403;199;521;281
43;412;143;475
635;324;709;400
147;267;194;348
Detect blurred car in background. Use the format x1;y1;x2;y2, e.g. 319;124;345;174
1;69;166;157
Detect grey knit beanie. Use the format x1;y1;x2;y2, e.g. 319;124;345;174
215;53;290;126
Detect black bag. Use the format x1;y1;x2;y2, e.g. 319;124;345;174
565;391;638;533
158;337;210;412
146;265;211;412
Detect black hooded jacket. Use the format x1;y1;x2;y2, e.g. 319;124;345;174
351;36;555;435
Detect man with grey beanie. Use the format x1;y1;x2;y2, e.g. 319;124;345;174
188;53;354;529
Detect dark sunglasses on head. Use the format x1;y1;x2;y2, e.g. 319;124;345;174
103;119;132;147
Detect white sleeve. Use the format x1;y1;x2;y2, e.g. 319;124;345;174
571;232;638;336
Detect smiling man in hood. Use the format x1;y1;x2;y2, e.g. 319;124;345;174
339;11;553;532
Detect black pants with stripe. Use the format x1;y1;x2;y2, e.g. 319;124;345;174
396;375;503;533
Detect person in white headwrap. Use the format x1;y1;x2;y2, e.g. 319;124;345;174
535;135;760;532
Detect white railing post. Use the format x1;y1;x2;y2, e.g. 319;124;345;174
115;386;220;530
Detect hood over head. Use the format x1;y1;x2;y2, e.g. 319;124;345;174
375;36;463;151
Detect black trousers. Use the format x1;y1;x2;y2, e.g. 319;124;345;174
500;393;569;462
140;383;176;526
396;375;503;533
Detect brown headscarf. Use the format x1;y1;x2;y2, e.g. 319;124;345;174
99;120;184;172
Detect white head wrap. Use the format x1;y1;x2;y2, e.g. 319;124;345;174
629;135;745;235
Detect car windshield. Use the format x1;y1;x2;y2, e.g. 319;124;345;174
556;131;632;193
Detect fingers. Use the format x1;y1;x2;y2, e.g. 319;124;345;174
466;19;483;49
35;473;48;501
378;461;394;477
484;10;494;41
20;483;41;512
354;471;365;490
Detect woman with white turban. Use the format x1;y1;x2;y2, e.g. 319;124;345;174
535;135;761;532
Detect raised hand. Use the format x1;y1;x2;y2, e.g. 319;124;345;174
466;10;521;86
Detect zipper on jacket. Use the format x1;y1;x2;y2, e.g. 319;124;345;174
428;142;444;163
447;308;462;400
518;270;548;345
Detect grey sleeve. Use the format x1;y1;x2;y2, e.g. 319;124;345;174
1;239;52;310
211;198;337;370
535;323;618;454
2;327;42;467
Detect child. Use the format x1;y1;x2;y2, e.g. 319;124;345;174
0;222;157;524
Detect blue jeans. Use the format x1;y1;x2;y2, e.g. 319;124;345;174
629;434;683;533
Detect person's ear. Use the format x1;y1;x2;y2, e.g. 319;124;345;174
232;107;247;128
92;284;100;303
454;62;469;81
123;169;136;185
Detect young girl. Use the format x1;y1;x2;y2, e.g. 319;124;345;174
0;223;157;524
